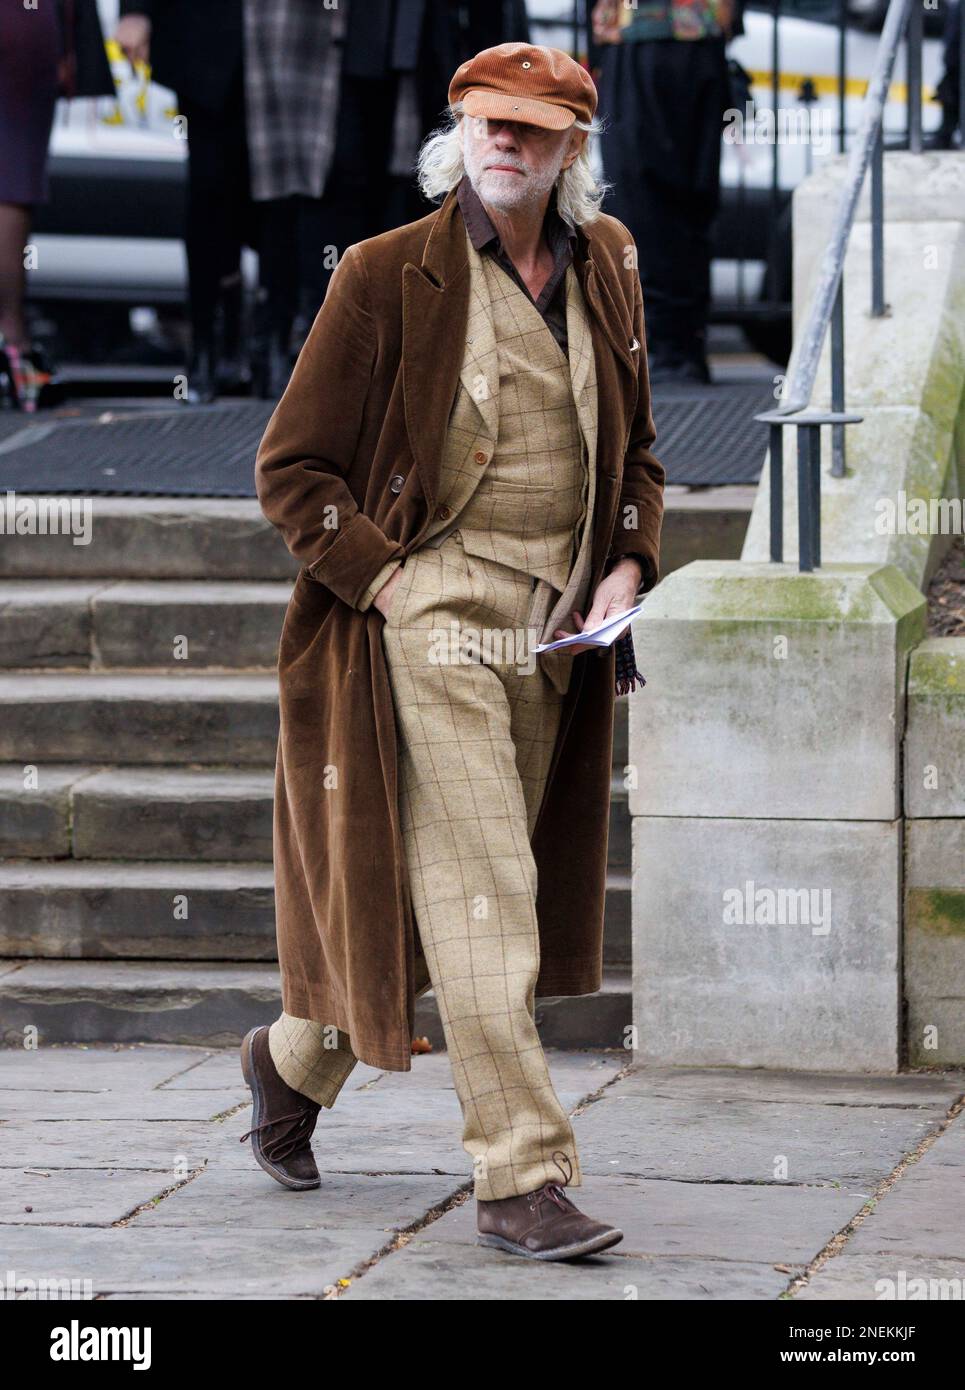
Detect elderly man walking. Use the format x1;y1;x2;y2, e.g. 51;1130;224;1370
242;43;664;1263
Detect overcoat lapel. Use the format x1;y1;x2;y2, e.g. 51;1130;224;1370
581;259;638;377
401;192;471;517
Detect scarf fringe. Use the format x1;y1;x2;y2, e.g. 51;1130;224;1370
614;628;646;697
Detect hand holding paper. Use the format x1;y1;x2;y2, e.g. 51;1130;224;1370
534;601;646;654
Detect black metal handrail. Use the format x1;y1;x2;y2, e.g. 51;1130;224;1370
755;0;926;571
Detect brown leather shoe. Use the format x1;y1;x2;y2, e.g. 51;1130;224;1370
477;1180;624;1261
239;1025;321;1190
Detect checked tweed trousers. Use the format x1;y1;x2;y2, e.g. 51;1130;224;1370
269;531;583;1201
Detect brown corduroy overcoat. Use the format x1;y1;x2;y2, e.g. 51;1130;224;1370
254;185;665;1071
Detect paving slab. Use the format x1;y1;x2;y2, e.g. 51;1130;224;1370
572;1092;949;1185
131;1168;459;1232
0;1088;250;1122
0;1167;175;1226
0;1120;229;1172
354;1047;622;1101
824;1113;965;1263
795;1254;965;1301
338;1240;791;1300
0;1223;394;1298
0;1044;217;1090
206;1095;471;1178
618;1066;964;1109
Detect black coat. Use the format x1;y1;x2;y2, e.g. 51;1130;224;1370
343;0;529;77
118;0;243;112
57;0;115;98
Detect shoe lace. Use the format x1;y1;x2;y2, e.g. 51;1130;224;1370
529;1150;577;1214
239;1102;319;1163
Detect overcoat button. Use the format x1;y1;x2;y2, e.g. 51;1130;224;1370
473;450;487;464
389;474;405;494
435;504;451;520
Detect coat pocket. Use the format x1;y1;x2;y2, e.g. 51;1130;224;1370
381;552;419;631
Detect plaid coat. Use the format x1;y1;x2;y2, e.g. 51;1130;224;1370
254;187;665;1070
242;0;344;201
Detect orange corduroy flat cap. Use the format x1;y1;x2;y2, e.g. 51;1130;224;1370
448;42;597;131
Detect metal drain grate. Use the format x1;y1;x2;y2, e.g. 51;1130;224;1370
650;382;773;486
0;384;771;496
0;402;276;497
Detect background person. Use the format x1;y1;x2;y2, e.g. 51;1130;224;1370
592;0;743;384
0;0;113;410
255;0;533;398
116;0;254;404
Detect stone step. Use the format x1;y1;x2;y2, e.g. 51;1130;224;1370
0;673;279;765
0;860;276;960
72;767;275;863
0;491;750;582
0;766;274;861
0;858;631;965
0;959;631;1051
0;499;297;582
0;580;290;669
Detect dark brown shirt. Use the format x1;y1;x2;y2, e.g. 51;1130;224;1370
455;173;577;357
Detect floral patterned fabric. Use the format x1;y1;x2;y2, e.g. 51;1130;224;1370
593;0;724;43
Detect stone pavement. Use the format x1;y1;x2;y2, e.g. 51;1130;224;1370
0;1044;962;1301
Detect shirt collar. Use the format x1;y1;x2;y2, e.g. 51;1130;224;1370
456;173;577;265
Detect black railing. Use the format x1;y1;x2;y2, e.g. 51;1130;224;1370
755;0;925;570
532;0;956;570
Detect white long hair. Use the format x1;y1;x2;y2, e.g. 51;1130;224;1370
416;100;611;227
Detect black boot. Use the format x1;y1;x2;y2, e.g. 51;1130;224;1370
183;332;217;405
215;274;252;396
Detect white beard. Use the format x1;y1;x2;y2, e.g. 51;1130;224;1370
463;136;563;213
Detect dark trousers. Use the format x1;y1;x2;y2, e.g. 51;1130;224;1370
258;70;403;342
179;66;254;347
597;37;729;370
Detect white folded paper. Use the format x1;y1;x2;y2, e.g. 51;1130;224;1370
534;601;646;653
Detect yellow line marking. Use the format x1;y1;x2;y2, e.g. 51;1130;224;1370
747;69;939;104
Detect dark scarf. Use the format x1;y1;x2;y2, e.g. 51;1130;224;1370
615;628;646;696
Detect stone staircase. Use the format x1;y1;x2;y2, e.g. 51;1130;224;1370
0;500;632;1050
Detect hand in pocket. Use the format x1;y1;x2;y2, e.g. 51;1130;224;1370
373;564;407;619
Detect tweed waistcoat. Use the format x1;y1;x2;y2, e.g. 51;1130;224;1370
415;230;600;694
439;253;588;592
